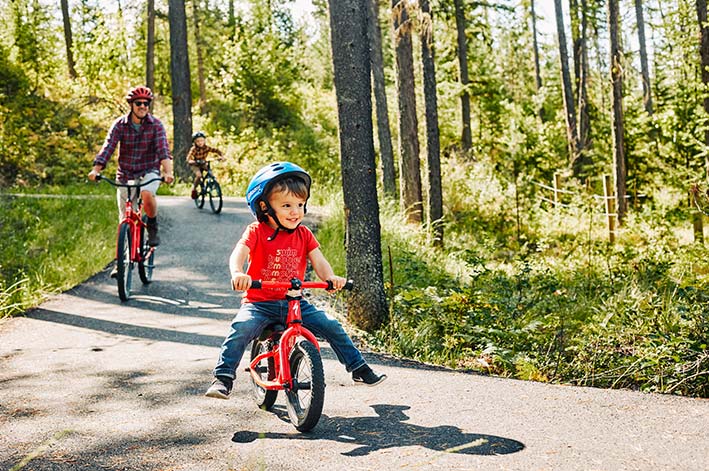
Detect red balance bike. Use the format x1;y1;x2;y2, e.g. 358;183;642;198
96;174;164;301
247;278;353;432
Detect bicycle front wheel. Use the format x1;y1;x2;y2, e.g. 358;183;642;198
208;179;223;214
249;339;278;410
116;222;133;302
138;215;155;284
194;181;206;209
285;340;325;432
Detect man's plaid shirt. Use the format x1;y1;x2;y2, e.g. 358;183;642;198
93;113;172;180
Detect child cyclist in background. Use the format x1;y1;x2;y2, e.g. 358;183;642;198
187;131;224;200
206;162;386;399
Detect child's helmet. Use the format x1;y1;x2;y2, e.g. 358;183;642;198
126;86;154;103
192;131;206;142
246;162;311;219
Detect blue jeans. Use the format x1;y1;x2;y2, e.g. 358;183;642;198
213;299;366;379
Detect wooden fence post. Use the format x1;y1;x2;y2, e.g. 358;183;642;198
603;174;616;243
692;188;704;244
553;172;562;207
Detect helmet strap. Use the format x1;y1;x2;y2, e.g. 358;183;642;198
262;201;300;240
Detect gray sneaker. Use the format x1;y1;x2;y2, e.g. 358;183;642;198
352;365;387;386
205;376;233;399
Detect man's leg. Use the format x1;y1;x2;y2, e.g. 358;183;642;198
140;172;161;246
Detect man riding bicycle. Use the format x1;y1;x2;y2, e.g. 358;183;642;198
88;86;174;276
187;131;224;200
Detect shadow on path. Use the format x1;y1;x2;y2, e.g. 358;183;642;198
232;404;525;456
27;308;224;347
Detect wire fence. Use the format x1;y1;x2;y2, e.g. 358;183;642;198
528;173;654;243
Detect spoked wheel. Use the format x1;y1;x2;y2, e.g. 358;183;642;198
285;340;325;432
116;222;133;302
194;180;206;209
208;179;223;214
138;215;155;284
249;339;278;410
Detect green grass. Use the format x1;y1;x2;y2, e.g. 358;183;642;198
316;159;709;398
0;185;116;317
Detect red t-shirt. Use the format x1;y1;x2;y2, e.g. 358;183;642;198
239;222;319;303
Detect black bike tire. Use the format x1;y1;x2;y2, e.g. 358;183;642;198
116;222;132;302
249;339;278;410
208;179;223;214
138;215;155;284
195;180;206;209
285;340;325;432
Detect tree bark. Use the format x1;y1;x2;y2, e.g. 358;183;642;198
420;0;443;247
368;0;396;197
328;0;388;331
635;0;653;115
453;0;472;152
554;0;580;172
168;0;193;180
530;0;542;92
192;0;207;115
146;0;155;90
60;0;77;79
392;0;423;223
570;0;592;175
697;0;709;179
609;0;627;222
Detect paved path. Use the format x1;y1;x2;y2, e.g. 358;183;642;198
1;196;707;470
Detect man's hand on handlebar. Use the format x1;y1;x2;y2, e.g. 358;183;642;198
88;166;103;181
163;172;174;184
231;273;252;291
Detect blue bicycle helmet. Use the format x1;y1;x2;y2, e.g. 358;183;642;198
246;161;312;221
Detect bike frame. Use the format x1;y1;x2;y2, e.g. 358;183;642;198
97;175;162;263
120;190;151;264
247;279;332;391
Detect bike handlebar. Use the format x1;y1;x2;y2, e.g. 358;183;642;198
250;278;354;291
95;174;165;187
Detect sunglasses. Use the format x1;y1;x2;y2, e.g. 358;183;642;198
133;101;151;107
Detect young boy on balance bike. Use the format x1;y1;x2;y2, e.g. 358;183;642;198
206;162;386;399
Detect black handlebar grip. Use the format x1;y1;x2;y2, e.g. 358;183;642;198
95;174;103;181
344;280;354;290
250;280;262;289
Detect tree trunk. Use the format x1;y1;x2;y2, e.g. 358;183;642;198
609;0;627;222
554;0;580;172
697;0;709;179
571;0;592;175
420;0;443;247
368;0;396;197
530;0;542;92
60;0;77;79
635;0;653;115
192;0;207;115
328;0;388;331
392;0;423;223
146;0;155;90
168;0;193;180
453;0;472;152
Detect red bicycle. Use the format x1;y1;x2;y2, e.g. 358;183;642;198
96;174;164;301
247;277;353;432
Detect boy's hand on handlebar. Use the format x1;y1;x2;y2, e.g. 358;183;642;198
327;276;347;291
231;273;252;291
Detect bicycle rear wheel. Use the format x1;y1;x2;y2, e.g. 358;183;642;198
208;179;223;214
249;338;278;410
138;215;155;284
194;181;206;209
285;340;325;432
116;222;133;302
